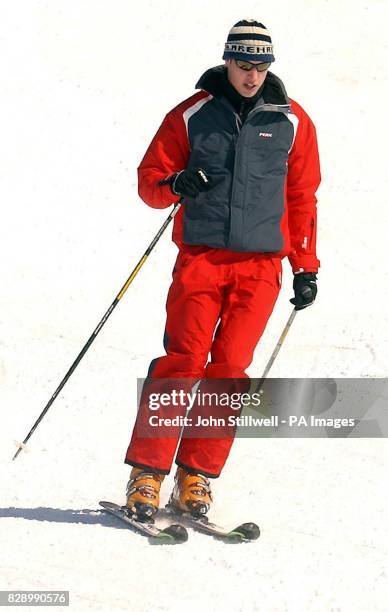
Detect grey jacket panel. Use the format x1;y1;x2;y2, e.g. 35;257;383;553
182;69;295;253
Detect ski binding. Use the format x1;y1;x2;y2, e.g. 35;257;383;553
99;500;188;545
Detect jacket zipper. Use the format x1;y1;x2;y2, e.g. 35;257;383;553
228;115;244;246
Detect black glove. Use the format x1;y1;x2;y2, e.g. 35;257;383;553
169;168;213;198
290;272;317;310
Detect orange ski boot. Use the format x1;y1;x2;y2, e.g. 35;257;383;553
125;467;164;521
169;467;213;517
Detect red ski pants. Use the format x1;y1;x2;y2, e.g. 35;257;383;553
125;248;281;477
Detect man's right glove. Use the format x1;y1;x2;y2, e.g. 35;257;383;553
169;168;213;198
290;272;318;310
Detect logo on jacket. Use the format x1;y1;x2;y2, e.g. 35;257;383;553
259;132;273;138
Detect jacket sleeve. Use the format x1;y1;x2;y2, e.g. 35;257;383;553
137;108;190;209
287;100;321;273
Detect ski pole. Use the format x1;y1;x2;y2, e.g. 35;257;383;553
252;308;297;396
13;200;182;461
251;285;313;396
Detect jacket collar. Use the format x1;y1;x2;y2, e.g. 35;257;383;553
195;65;290;107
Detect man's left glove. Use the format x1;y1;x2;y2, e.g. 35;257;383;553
290;272;317;310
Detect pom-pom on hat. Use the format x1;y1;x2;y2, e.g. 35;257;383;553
223;19;275;63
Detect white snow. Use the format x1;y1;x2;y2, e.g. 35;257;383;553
1;1;388;611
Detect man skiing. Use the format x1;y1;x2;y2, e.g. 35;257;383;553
124;19;321;520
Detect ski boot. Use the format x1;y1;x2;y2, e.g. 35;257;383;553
168;467;213;517
126;467;164;522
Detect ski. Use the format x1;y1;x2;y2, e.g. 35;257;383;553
163;504;260;542
99;500;188;545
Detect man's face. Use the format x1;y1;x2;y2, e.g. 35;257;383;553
226;59;269;97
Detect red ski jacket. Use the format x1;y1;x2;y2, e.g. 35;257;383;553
137;66;321;273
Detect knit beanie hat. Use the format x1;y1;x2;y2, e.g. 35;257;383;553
222;19;275;63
